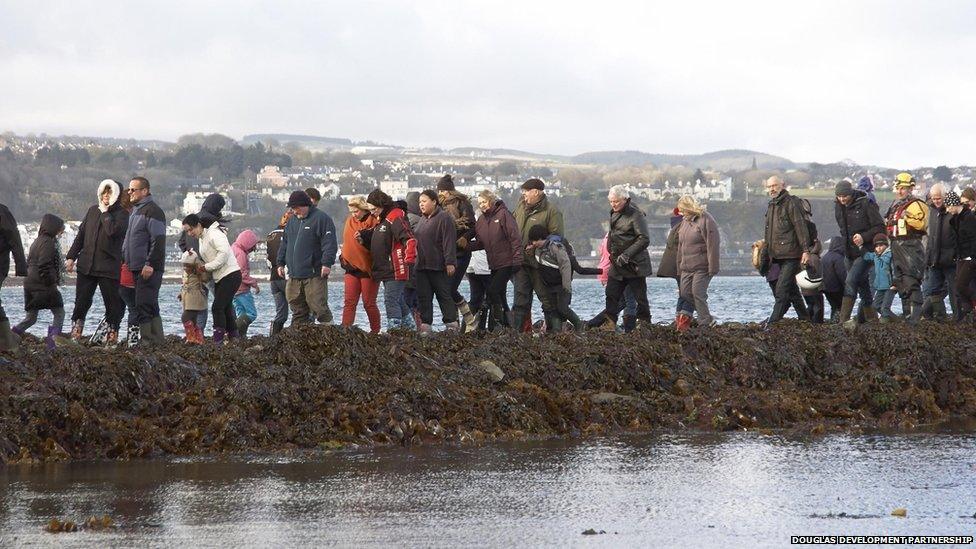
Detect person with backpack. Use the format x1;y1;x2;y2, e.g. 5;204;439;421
762;176;813;324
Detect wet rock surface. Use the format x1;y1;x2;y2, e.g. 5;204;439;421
1;321;975;463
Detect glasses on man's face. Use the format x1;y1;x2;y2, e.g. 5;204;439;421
127;187;143;194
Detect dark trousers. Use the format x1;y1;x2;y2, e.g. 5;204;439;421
120;285;137;327
212;271;242;332
825;290;844;321
0;275;6;322
72;272;125;329
512;266;557;331
270;279;289;327
485;267;513;329
133;270;163;325
417;269;458;325
955;259;975;320
468;273;491;312
605;276;651;321
804;292;825;323
769;259;809;323
843;257;873;305
450;252;472;303
547;286;582;328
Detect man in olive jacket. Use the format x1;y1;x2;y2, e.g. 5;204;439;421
763;176;814;324
512;178;564;332
602;186;653;328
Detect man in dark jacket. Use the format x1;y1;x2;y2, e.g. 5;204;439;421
121;177;167;345
512;178;564;332
0;202;28;351
65;179;128;344
763;176;814;323
601;186;652;329
921;183;956;321
266;210;291;335
833;180;885;323
276;191;338;325
820;236;848;321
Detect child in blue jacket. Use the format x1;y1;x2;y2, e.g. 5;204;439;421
862;233;895;320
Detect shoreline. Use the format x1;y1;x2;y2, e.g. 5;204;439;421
2;322;974;464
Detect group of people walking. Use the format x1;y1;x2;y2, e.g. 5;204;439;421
755;173;976;326
1;170;973;352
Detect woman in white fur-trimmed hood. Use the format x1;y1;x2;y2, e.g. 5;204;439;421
64;178;129;345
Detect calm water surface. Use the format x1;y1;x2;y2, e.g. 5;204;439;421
1;433;974;547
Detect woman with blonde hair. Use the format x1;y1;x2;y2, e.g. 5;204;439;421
675;195;720;327
470;188;522;330
339;196;381;332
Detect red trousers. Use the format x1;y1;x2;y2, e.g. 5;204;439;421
342;274;380;333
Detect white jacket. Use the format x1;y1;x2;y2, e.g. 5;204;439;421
199;224;241;282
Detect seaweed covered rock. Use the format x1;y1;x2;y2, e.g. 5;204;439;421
1;321;975;463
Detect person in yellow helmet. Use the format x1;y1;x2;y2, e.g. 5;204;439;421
884;172;929;323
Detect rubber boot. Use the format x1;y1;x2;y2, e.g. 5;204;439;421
89;317;109;346
838;296;855;324
183;321;198;344
138;322;154;345
237;315;254;337
930;297;948;322
213;327;226;344
45;325;61;351
622;315;637;333
271;321;286;336
69;319;84;342
151;317;166;344
456;301;477;333
598;313;617;332
862;306;878;323
676;312;692;333
0;320;19;352
127;324;141;347
908;296;925;325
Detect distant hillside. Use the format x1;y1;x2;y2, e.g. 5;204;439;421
241;134;355;150
572;149;795;170
446;147;568;162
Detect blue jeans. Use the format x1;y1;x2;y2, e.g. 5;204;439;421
873;289;896;318
922;265;956;298
623;286;637;317
233;292;257;321
383;280;408;323
844;257;873;304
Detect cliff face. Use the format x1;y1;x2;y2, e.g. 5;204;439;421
2;322;974;463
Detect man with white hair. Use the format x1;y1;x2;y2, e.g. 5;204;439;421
921;182;956;320
599;185;653;329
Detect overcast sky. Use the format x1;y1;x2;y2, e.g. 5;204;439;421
2;0;975;167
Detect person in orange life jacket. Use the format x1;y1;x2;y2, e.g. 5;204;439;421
340;196;381;333
946;190;976;322
359;189;417;331
231;229;261;337
884;172;929;324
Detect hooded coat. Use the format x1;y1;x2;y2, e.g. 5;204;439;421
340;211;377;277
438;190;476;252
364;207;416;282
471;199;522;269
232;229;260;295
0;202;28;278
66;179;128;279
24;214;65;310
820;236;848;294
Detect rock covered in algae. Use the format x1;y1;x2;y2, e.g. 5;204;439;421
1;320;975;463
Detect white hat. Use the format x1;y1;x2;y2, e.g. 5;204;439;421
795;268;823;292
180;251;199;265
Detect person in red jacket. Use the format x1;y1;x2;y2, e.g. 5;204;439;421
362;189;417;331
